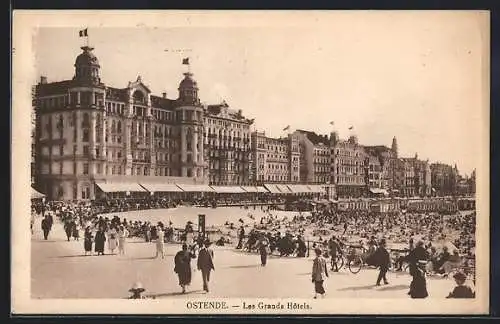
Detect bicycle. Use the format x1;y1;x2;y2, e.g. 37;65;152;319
330;245;365;274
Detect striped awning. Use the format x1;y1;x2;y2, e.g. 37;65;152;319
139;183;183;192
287;184;312;193
211;186;246;194
263;184;281;194
241;186;259;193
256;186;269;193
275;184;293;194
176;184;214;192
96;182;146;193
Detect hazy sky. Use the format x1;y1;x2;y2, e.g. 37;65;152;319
31;11;488;175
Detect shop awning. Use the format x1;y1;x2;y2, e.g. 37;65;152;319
275;184;293;194
256;186;269;193
139;183;183;192
31;188;46;199
287;184;313;194
306;185;325;193
264;184;281;194
241;186;265;193
176;184;214;192
96;182;147;193
211;186;246;194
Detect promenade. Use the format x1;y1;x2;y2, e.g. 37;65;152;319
31;215;462;299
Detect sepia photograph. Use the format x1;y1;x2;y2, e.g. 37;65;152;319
11;10;490;315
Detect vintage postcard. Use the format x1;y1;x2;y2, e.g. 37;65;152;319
12;10;490;315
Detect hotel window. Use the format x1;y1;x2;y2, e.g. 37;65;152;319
83;163;89;175
83;145;89;156
82;129;89;142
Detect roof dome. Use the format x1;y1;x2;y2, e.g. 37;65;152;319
178;72;198;90
75;46;100;66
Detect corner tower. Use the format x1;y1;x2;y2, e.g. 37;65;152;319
175;71;206;180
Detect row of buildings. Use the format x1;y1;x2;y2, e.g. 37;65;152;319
31;44;476;200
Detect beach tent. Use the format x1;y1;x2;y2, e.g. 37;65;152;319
31;188;46;200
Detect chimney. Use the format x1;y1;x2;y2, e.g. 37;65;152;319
162;92;167;98
40;76;47;84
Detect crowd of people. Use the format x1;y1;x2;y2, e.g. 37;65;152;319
31;195;476;299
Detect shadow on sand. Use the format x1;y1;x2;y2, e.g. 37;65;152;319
377;284;409;291
337;284;377;292
226;264;262;269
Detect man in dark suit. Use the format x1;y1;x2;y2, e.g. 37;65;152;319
375;238;390;286
197;240;215;292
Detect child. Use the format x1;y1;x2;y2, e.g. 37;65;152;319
128;282;146;299
446;272;475;298
312;248;329;299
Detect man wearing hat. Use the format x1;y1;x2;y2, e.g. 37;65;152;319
197;239;215;293
446;272;475;298
374;238;390;286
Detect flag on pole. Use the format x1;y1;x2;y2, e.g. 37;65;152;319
79;28;88;37
182;57;190;65
348;126;353;130
283;125;290;131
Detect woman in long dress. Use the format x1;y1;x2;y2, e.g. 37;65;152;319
118;225;129;255
84;227;93;256
174;244;196;293
94;227;106;256
107;226;118;254
156;226;165;259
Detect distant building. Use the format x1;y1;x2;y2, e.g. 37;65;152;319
294;130;330;184
204;101;253;185
251;131;300;183
430;162;458;196
330;131;367;198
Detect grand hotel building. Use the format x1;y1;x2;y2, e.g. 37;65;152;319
33;45;253;200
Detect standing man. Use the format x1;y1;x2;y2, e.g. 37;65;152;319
197;240;215;293
374;238;390;286
258;234;270;266
328;236;342;272
41;215;51;240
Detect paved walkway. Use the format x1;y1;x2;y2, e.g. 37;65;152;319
31;216;463;299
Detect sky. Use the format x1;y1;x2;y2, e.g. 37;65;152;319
31;11;488;176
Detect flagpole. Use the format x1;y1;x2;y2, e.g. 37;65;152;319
86;27;89;47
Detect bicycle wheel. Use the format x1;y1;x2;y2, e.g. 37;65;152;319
349;256;363;274
332;254;344;270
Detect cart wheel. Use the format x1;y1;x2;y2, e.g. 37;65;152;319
349;256;363;274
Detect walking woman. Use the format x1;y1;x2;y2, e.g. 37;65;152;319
107;225;118;254
72;220;80;241
118;225;129;255
312;247;329;299
155;226;165;259
94;226;106;256
174;244;196;294
84;227;93;256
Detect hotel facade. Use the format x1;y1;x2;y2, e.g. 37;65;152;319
33;44;469;201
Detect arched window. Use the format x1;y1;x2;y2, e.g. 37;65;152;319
133;91;145;104
117;121;122;133
111;120;116;133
